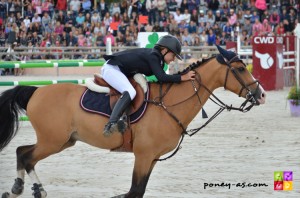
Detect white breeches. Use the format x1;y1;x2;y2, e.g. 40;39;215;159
101;63;136;100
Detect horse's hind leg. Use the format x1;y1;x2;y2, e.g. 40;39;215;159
2;139;76;198
2;145;34;198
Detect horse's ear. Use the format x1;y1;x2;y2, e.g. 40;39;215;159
216;45;228;64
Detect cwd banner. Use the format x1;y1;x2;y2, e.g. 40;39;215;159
252;36;284;90
137;32;169;82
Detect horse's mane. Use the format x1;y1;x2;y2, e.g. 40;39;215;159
178;56;216;75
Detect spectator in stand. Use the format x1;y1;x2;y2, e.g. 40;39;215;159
228;9;237;26
218;31;228;45
157;0;167;13
103;29;115;46
65;11;75;25
187;1;198;14
99;0;109;19
243;8;252;21
223;22;233;38
158;11;168;27
23;15;31;28
56;0;67;13
255;0;267;22
7;13;16;24
197;21;206;34
181;28;192;45
112;2;121;16
261;19;272;36
242;19;252;36
70;0;81;18
207;28;216;46
167;0;178;13
85;13;92;25
180;0;188;13
215;10;221;24
120;0;129;15
0;0;7;20
15;12;23;27
228;0;237;10
56;10;66;25
190;9;199;25
42;12;51;30
250;10;260;24
212;23;222;37
208;0;220;14
182;8;191;24
199;30;207;45
205;10;215;25
252;18;263;36
198;10;207;24
44;22;54;34
82;0;92;14
91;11;101;24
240;29;250;46
283;18;292;33
187;20;197;34
54;21;64;36
270;10;280;28
261;9;270;22
236;10;245;25
76;12;85;27
103;12;112;30
173;8;183;24
32;0;41;13
26;5;35;20
41;0;51;15
32;13;41;24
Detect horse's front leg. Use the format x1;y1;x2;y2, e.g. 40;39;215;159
112;153;157;198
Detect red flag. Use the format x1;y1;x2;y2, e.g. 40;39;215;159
110;22;120;31
139;15;148;24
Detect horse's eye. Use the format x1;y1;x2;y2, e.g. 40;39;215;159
237;67;245;72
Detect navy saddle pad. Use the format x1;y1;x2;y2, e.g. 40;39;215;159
80;88;149;124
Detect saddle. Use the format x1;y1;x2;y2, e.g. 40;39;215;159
94;74;145;115
93;74;146;152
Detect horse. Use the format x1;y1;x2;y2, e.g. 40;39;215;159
0;46;266;198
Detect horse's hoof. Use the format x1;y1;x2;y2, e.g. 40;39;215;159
1;192;9;198
12;178;24;195
111;194;126;198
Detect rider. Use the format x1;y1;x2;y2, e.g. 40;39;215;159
101;35;196;137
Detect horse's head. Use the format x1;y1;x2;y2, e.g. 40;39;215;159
214;45;266;108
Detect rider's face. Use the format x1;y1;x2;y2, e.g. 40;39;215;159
162;49;176;64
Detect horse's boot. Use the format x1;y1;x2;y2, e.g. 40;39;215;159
103;91;131;137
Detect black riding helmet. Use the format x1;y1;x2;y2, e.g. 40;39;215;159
155;35;182;60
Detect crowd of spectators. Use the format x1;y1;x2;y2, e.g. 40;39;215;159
0;0;300;74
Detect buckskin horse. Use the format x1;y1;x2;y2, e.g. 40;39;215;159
0;46;266;198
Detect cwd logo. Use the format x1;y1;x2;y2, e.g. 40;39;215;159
255;51;274;69
253;37;283;44
254;37;274;44
274;171;293;191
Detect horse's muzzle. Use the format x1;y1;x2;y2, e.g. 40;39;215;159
250;85;266;105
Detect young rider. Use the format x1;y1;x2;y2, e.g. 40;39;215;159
101;35;195;136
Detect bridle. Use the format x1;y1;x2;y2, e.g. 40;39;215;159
146;58;262;161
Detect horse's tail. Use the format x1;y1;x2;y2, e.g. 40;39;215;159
0;86;38;151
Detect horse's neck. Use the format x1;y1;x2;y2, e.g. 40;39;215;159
148;59;223;128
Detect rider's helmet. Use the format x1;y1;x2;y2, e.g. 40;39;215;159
155;35;182;60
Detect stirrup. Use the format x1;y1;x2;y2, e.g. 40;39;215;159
103;122;118;137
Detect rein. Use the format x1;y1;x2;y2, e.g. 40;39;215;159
145;58;260;162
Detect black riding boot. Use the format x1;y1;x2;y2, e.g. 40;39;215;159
103;91;131;137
